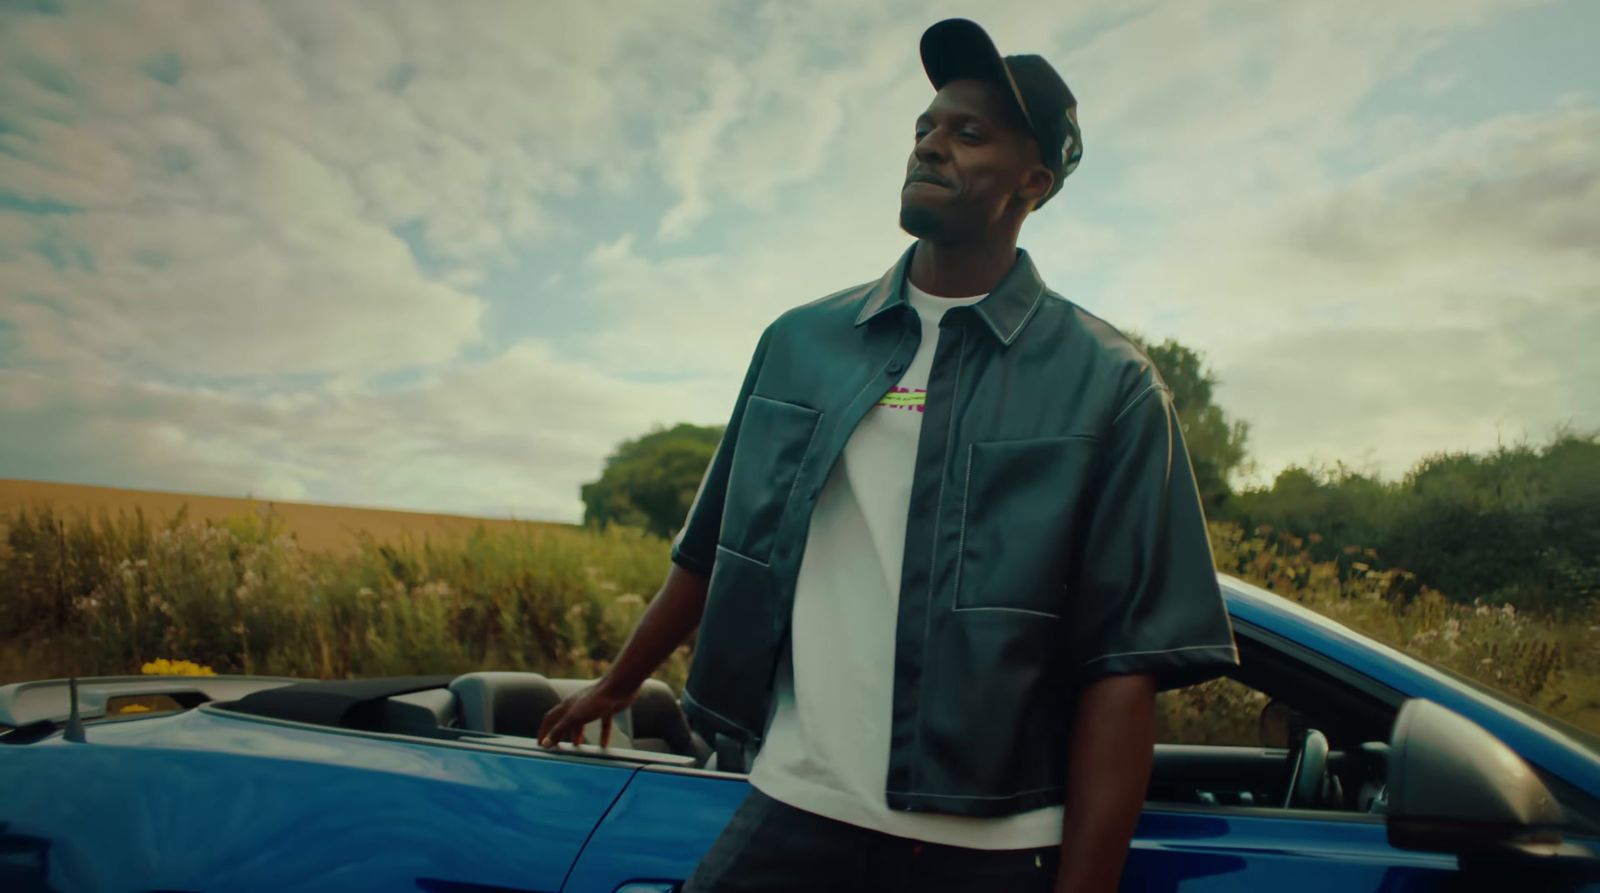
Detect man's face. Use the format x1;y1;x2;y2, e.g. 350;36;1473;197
899;78;1049;242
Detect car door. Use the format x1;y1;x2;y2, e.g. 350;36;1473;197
1136;617;1600;891
561;763;750;893
1131;619;1460;891
563;615;1599;892
559;770;1463;893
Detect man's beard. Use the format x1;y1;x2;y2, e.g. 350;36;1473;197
898;204;947;240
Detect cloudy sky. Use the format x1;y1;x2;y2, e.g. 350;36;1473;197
1;0;1595;523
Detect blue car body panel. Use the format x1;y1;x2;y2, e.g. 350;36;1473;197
563;768;751;892
0;707;635;892
561;770;1466;892
3;573;1598;892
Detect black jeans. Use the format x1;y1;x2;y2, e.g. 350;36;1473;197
680;787;1062;893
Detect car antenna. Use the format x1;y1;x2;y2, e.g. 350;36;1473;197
64;675;87;743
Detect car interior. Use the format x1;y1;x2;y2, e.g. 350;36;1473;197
1143;619;1402;815
204;616;1419;818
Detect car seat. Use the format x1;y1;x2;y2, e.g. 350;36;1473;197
627;678;712;763
449;671;633;749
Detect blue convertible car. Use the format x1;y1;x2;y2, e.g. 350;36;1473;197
3;573;1599;892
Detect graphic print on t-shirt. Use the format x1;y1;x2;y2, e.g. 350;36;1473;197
876;386;927;413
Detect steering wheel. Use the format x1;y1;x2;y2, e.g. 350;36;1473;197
1282;727;1330;808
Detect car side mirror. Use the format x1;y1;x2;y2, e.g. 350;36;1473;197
1386;698;1562;849
1386;698;1600;882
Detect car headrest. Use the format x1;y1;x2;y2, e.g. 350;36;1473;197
630;678;699;756
448;672;562;739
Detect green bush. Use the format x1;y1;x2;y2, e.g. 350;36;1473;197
1166;521;1600;745
1220;430;1600;616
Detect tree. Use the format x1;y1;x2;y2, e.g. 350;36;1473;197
1387;430;1600;613
1132;336;1252;513
1223;429;1600;614
581;424;724;540
1225;461;1396;565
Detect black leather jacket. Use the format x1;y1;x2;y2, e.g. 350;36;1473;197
671;242;1239;817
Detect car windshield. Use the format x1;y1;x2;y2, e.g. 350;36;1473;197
1422;658;1600;756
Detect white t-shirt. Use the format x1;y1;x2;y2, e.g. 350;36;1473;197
747;278;1066;848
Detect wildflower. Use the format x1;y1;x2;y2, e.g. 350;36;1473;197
141;658;216;676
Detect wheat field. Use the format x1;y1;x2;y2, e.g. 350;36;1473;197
0;478;566;552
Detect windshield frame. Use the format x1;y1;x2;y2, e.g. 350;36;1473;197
1420;657;1600;756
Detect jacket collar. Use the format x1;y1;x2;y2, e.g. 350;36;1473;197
853;241;1047;347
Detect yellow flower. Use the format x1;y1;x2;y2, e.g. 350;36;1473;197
140;658;216;676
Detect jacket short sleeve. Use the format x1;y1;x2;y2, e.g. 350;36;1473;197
669;326;774;576
1067;380;1240;692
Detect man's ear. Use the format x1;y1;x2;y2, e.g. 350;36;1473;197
1021;164;1054;210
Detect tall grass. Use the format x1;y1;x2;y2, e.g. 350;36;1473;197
0;506;685;689
4;505;1596;746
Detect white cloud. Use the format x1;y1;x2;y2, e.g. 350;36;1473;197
0;0;1593;519
1123;105;1600;482
0;0;712;378
0;340;724;521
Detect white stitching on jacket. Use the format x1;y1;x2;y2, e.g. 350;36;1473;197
713;542;771;569
953;443;973;599
1079;642;1235;668
954;605;1063;619
1109;382;1165;427
996;281;1045;345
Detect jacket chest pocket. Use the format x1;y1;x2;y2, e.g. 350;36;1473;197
720;395;822;564
954;434;1100;618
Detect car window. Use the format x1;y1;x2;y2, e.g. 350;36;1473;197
1156;677;1275;747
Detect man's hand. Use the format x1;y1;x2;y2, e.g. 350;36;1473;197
537;562;712;749
537;677;641;748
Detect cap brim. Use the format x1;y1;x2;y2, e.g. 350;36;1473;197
921;19;1034;132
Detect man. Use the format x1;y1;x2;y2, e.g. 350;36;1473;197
539;18;1239;892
